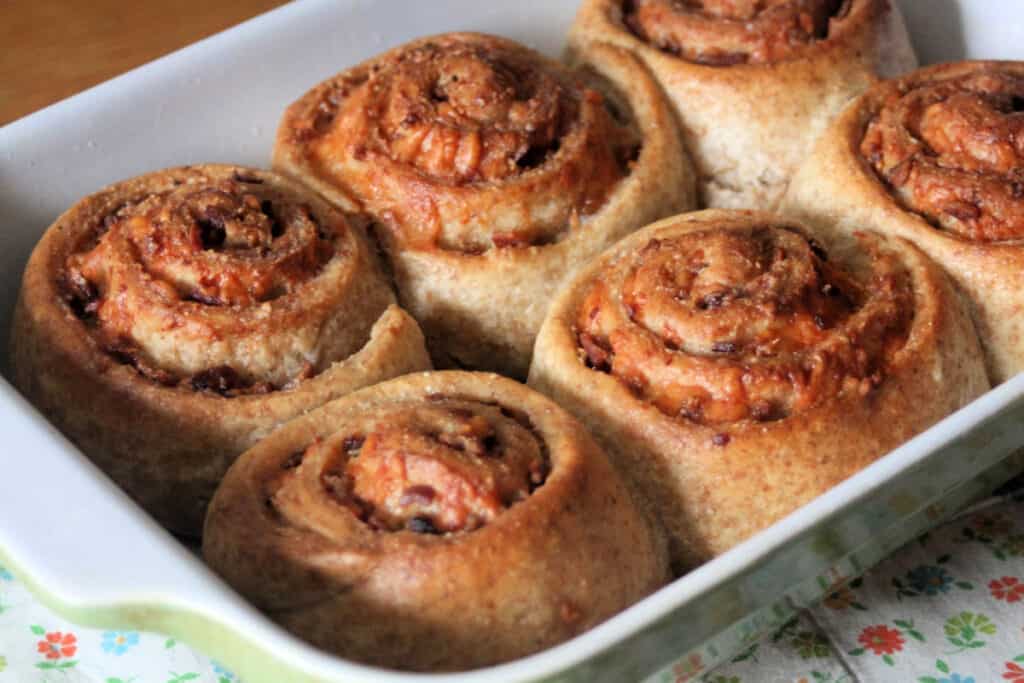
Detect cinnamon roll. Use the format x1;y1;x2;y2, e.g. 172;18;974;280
10;165;431;535
569;0;917;209
273;32;694;378
529;210;987;569
203;371;669;671
783;61;1024;383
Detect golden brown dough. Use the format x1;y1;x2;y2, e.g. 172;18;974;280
782;61;1024;384
10;165;431;535
273;32;694;378
203;371;669;672
569;0;917;209
529;210;988;569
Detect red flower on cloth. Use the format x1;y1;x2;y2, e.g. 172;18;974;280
36;631;76;660
1005;661;1024;681
671;652;704;682
858;624;905;656
990;576;1024;603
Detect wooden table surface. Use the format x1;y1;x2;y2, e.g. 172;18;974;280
0;0;287;126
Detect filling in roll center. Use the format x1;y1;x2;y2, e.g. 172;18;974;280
270;400;550;535
623;0;852;65
575;226;913;424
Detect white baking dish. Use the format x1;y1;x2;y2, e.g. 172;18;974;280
2;1;1023;681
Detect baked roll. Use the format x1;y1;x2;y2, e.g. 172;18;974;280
203;371;669;671
529;210;988;569
568;0;917;209
783;61;1024;384
273;32;694;378
10;165;431;535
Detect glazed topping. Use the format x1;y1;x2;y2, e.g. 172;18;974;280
623;0;850;65
271;400;549;535
861;68;1024;242
288;34;638;252
575;225;912;424
61;169;365;393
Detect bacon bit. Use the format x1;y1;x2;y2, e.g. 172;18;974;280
231;171;264;184
944;201;981;221
887;158;914;186
321;469;351;499
640;238;662;254
64;270;100;320
399;485;437;506
621;374;647;398
697;51;748;67
311;103;335;136
342;435;365;455
699;292;726;310
712;433;731;447
749;400;779;422
186;291;223;306
281;451;304;470
492;230;533;248
191;366;244;395
560;602;583;624
579;332;612;371
407;516;442;535
807;238;829;261
529;459;549;490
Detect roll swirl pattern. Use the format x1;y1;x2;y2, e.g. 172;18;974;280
274;32;693;377
569;0;917;209
10;165;432;535
624;0;847;66
783;61;1024;382
203;371;669;671
530;210;988;569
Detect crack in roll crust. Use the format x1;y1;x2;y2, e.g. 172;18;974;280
568;0;915;210
203;372;669;672
624;0;851;65
283;33;638;253
530;210;988;568
11;165;433;535
861;67;1024;243
575;225;912;424
271;400;549;535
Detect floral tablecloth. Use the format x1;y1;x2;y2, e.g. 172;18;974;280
2;489;1023;682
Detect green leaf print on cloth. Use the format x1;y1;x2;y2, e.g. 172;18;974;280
943;612;996;652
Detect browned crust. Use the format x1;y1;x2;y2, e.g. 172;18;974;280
782;61;1024;384
10;164;432;535
273;33;695;378
202;371;670;672
529;210;988;570
569;0;917;209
